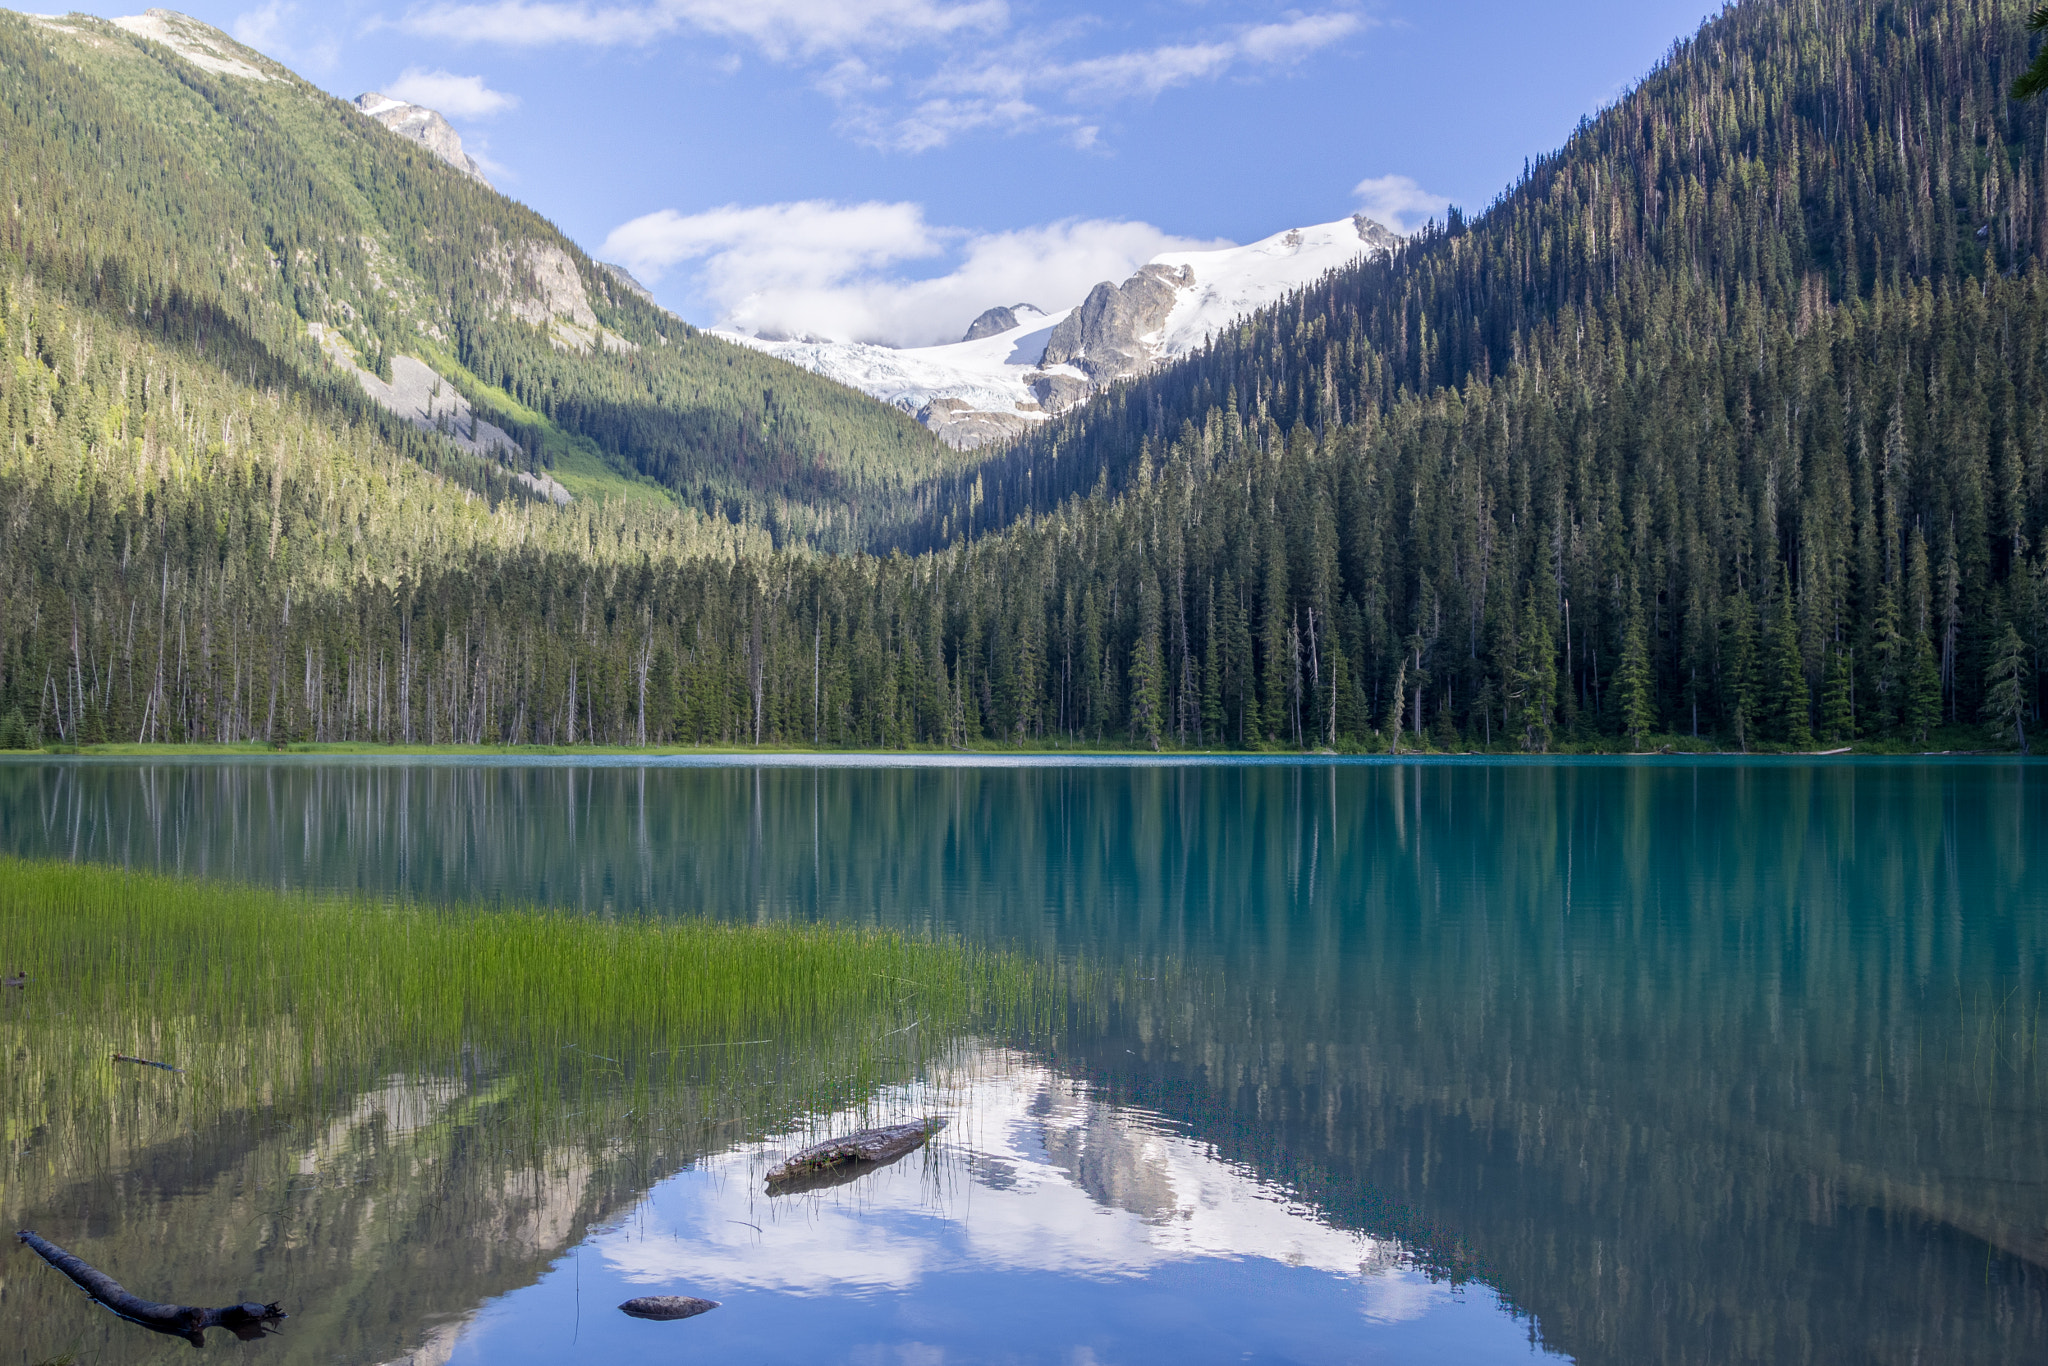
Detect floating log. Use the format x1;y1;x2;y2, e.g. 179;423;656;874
112;1053;182;1073
16;1230;285;1348
765;1118;947;1190
619;1295;720;1321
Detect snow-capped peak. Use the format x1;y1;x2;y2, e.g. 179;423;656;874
720;214;1402;449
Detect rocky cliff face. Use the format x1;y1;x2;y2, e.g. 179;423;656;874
356;93;490;185
962;304;1042;342
1040;264;1192;385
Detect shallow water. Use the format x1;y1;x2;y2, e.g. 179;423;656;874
2;756;2044;1364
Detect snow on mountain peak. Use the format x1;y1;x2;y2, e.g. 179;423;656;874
354;92;491;186
722;214;1402;449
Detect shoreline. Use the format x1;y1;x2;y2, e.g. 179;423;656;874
0;738;2028;763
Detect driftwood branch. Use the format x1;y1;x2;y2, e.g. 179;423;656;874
765;1118;947;1193
16;1230;285;1348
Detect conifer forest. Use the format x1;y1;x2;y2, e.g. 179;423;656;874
4;0;2047;752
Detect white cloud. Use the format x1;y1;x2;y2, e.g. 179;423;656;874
400;0;1007;55
1351;173;1450;235
232;0;291;49
383;67;520;117
601;200;1224;347
1052;13;1363;99
232;0;338;69
398;0;1365;152
866;10;1363;150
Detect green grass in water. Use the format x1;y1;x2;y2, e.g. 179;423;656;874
0;857;1060;1206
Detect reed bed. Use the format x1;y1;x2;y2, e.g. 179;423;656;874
0;856;1066;1216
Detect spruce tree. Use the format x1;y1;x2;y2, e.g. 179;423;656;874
1615;596;1656;749
1725;590;1759;752
1129;578;1167;751
1983;623;2032;753
1866;586;1905;735
1768;575;1813;747
1907;633;1943;745
1201;597;1223;745
1384;656;1407;756
1819;646;1856;743
1515;592;1556;753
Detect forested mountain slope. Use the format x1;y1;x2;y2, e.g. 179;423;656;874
2;0;2043;751
918;0;2048;543
0;8;951;546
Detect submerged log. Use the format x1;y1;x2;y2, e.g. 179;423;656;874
619;1295;720;1321
16;1230;285;1348
764;1118;947;1190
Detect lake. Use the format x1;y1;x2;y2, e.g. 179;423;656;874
2;756;2043;1364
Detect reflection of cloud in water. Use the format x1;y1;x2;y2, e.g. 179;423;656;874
599;1047;1456;1323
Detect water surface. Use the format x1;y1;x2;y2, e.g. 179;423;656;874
2;757;2042;1364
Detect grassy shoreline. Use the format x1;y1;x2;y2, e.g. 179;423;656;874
0;858;1061;1193
0;728;2029;760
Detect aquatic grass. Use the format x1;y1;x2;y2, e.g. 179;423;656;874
0;856;1067;1218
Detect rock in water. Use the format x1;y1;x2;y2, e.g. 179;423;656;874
764;1118;949;1186
619;1295;719;1321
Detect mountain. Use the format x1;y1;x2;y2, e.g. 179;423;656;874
356;91;491;184
0;8;956;549
2;0;2044;758
722;217;1402;448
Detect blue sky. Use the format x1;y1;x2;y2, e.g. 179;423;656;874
64;0;1721;343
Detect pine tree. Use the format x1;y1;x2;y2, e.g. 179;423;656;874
1616;595;1656;749
1983;622;2031;753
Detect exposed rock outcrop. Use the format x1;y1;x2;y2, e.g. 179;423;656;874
356;94;490;185
1352;213;1402;253
112;11;273;81
1040;263;1193;385
598;261;656;305
1027;371;1091;415
962;304;1040;343
917;397;1038;449
481;242;630;353
309;324;571;504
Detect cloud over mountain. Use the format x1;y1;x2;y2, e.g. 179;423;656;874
602;199;1221;347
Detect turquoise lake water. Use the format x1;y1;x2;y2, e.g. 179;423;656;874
2;756;2043;1364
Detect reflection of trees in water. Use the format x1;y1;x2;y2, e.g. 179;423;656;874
4;1044;935;1366
1045;763;2048;1365
4;760;2045;1362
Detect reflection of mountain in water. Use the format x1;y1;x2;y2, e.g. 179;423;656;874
6;759;2047;1362
4;1068;706;1365
592;1047;1479;1333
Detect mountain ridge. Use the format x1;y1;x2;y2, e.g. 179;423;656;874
720;215;1404;448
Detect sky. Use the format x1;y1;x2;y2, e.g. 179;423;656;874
52;0;1723;345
